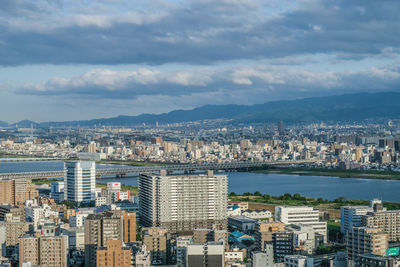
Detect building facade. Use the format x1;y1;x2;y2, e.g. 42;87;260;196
64;161;96;204
139;170;227;233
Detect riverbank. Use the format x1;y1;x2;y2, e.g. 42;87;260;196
32;179;139;196
253;167;400;180
229;192;400;210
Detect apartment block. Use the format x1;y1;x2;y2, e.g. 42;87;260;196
96;240;132;267
346;227;388;264
363;210;400;242
141;227;171;265
0;179;38;206
255;221;285;251
19;235;68;267
139;170;227;234
84;214;123;267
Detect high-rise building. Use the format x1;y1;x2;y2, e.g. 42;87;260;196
0;179;38;206
255;221;285;251
340;199;383;234
122;212;137;243
186;242;225;267
96;240;132;267
142;227;171;265
346;227;388;265
275;206;327;241
0;221;31;255
64;161;96;204
19;235;68;267
84;214;123;267
139;170;227;234
362;209;400;242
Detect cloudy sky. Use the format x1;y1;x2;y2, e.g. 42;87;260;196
1;0;400;122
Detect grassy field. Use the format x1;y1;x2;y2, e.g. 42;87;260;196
229;192;400;210
254;167;400;180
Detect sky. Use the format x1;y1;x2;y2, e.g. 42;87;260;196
1;0;400;123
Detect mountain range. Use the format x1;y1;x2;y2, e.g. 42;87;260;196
2;92;400;127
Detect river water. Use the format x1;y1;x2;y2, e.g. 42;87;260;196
0;161;399;202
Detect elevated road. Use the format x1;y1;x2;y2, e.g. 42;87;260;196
0;160;315;180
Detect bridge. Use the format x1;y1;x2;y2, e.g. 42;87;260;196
0;160;315;180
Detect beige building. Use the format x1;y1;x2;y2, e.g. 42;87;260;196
84;214;123;267
122;212;136;243
139;171;227;234
363;210;400;242
19;235;68;267
0;222;31;247
142;227;171;265
0;179;38;206
96;240;132;267
347;227;388;264
255;221;285;251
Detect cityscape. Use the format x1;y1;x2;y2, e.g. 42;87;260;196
1;1;400;267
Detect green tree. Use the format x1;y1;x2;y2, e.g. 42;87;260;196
254;191;262;196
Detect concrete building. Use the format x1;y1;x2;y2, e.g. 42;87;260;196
275;206;327;241
253;246;274;267
347;227;388;265
228;216;257;233
273;231;294;263
363;209;400;242
340;199;383;234
64;161;96;204
0;179;38;206
122;212;136;243
84;214;123;267
19;235;68;267
186;242;225;267
255;221;285;251
0;222;31;256
241;209;272;220
141;227;171;265
0;205;25;222
139;170;227;234
284;255;314;267
358;253;400;267
96;240;132;267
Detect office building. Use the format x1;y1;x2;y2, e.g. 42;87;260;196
64;161;96;204
84;214;123;267
186;242;225;267
142;227;171;265
50;181;64;203
19;235;68;267
139;170;227;234
255;221;285;251
358;253;400;267
347;227;388;265
96;240;132;267
275;206;327;241
0;180;38;206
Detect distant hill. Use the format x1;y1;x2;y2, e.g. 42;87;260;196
8;92;400;126
0;120;8;127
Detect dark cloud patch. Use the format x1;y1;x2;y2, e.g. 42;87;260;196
1;0;400;66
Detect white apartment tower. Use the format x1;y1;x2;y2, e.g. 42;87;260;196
65;161;96;204
139;170;228;233
275;206;327;241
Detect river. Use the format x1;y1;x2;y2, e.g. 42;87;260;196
0;161;399;202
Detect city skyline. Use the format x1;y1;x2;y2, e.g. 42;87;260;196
1;0;400;122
